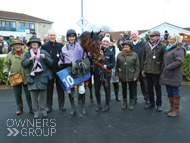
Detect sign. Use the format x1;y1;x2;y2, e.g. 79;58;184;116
76;17;89;29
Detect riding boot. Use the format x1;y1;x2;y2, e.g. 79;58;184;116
69;94;76;116
95;92;101;112
165;94;173;114
114;83;121;101
81;93;86;115
102;92;110;112
121;99;127;109
77;94;83;117
129;100;134;110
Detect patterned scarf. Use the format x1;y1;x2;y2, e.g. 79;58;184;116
122;49;132;56
149;40;160;51
30;48;43;76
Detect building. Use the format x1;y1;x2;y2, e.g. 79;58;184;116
0;10;53;40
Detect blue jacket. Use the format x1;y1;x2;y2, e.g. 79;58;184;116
117;38;126;45
184;44;190;51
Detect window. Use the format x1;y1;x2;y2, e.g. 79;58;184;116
19;22;35;33
19;23;25;27
10;22;16;28
30;23;35;29
25;23;29;29
2;21;5;27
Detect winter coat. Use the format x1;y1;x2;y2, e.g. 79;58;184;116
183;44;190;51
21;49;53;90
141;41;166;75
94;46;115;76
115;51;140;82
7;39;12;46
131;38;145;69
110;45;120;83
145;34;149;43
159;44;186;87
3;49;28;84
41;41;63;76
118;44;123;51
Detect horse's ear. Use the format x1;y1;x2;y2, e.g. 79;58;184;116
90;31;94;38
96;30;101;36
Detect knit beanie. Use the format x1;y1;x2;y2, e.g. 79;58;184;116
102;34;110;43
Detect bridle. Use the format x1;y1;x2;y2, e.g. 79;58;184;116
87;40;103;60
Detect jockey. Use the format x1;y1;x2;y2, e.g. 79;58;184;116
58;29;88;116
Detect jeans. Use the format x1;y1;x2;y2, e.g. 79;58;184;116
166;86;180;96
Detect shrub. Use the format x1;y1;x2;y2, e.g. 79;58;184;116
182;54;190;81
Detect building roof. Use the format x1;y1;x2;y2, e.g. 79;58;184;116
138;22;190;38
0;10;53;24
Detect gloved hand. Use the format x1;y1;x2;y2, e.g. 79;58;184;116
3;72;9;76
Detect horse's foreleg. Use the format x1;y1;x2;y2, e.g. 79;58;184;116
88;77;95;106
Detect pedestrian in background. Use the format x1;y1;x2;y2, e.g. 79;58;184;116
160;33;186;117
182;40;190;51
3;38;33;115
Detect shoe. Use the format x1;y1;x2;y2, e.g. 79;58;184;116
168;111;180;117
69;94;76;116
116;96;121;101
95;104;102;112
16;110;23;115
133;99;137;104
29;110;33;113
34;114;39;119
144;104;155;109
121;100;127;109
46;107;52;113
145;99;150;104
59;105;66;111
129;100;134;110
42;113;48;118
102;105;109;112
157;106;162;112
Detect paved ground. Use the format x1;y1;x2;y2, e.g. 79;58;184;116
0;85;190;143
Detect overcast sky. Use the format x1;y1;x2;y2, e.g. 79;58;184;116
1;0;190;36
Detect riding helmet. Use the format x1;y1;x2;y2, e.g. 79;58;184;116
66;29;77;41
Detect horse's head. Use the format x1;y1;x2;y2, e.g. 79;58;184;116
80;31;105;61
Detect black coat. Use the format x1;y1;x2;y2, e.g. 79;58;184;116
41;41;63;76
132;38;146;68
94;47;115;75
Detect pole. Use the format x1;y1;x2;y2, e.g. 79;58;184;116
81;0;84;33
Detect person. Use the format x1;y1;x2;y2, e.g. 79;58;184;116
3;38;33;115
94;34;115;112
61;35;67;45
145;31;151;43
130;30;149;104
160;33;186;117
7;35;14;46
117;34;126;45
21;37;53;119
44;35;49;44
109;35;121;101
124;31;131;40
141;31;166;112
99;30;105;42
182;40;190;51
77;33;81;43
160;36;166;46
37;36;44;45
58;29;88;116
0;40;8;54
41;29;65;113
115;41;140;110
118;39;124;51
57;38;62;43
164;30;169;41
32;32;37;37
23;37;27;45
0;35;8;45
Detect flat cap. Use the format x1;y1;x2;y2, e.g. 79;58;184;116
149;31;160;37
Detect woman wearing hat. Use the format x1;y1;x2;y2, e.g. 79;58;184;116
3;38;33;115
0;40;8;54
94;34;115;112
21;37;53;119
115;41;140;110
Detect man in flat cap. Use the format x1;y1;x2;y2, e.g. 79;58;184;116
141;31;166;112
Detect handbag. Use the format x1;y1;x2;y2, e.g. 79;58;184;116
9;53;24;86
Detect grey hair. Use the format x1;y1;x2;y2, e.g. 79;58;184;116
168;33;182;44
131;30;139;35
47;29;57;36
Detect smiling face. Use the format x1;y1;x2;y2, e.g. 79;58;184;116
31;42;39;51
102;40;109;48
14;44;22;51
149;36;159;43
131;31;138;42
123;44;131;51
68;36;76;43
168;36;174;45
48;31;56;43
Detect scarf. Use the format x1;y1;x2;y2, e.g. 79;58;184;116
122;49;132;56
30;48;43;76
15;50;21;56
149;40;160;51
166;43;175;51
67;43;75;50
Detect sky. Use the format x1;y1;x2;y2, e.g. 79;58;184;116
1;0;190;36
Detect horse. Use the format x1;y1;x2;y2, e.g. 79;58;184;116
79;31;105;106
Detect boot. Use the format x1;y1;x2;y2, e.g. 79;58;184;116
129;100;134;110
77;94;83;117
115;94;121;101
164;94;173;114
69;94;76;116
95;104;102;112
114;83;121;101
102;105;109;112
168;96;180;117
81;94;86;115
121;99;127;109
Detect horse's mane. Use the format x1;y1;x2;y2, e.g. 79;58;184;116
80;31;99;41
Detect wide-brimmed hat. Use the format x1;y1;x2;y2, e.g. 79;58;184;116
10;38;25;47
122;40;133;49
27;37;41;46
32;32;36;34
